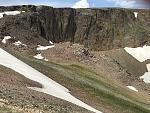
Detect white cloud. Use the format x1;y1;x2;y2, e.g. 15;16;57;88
92;3;95;7
72;0;90;8
107;0;136;8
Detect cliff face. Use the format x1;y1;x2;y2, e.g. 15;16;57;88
0;5;149;50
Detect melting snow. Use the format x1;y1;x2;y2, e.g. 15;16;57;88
140;64;150;83
2;36;12;44
44;58;48;61
140;72;150;83
0;11;24;19
0;48;102;113
124;46;150;62
134;12;138;18
146;64;150;72
34;53;44;60
13;41;27;46
127;86;138;92
36;41;54;51
49;41;53;45
124;46;150;83
33;53;49;62
13;41;22;46
37;45;55;51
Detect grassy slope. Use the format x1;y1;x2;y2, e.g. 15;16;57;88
6;49;150;113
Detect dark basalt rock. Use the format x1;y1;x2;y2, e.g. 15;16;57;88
0;5;149;50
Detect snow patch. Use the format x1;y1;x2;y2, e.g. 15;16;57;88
2;36;12;44
44;58;48;61
134;12;138;18
33;53;44;60
37;45;55;51
146;64;150;72
33;53;48;62
127;86;138;92
49;41;53;45
124;46;150;84
0;48;102;113
13;41;27;46
124;46;150;62
13;41;22;46
140;72;150;83
140;64;150;83
0;11;24;19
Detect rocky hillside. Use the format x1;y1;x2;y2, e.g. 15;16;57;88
0;5;149;50
0;5;150;113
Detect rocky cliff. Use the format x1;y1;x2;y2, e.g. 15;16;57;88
0;5;149;50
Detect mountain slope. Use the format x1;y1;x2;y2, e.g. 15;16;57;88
0;5;150;113
0;5;149;50
1;47;149;113
0;48;102;113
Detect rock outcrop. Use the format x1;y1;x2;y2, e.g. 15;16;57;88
0;5;149;50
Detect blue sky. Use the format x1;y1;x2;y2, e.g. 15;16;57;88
0;0;149;8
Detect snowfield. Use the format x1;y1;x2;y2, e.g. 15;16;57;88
146;64;150;72
124;46;150;62
140;71;150;83
0;11;23;19
124;46;150;83
0;48;102;113
127;86;138;92
140;64;150;83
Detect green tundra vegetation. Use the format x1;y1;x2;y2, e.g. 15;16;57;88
7;49;150;113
